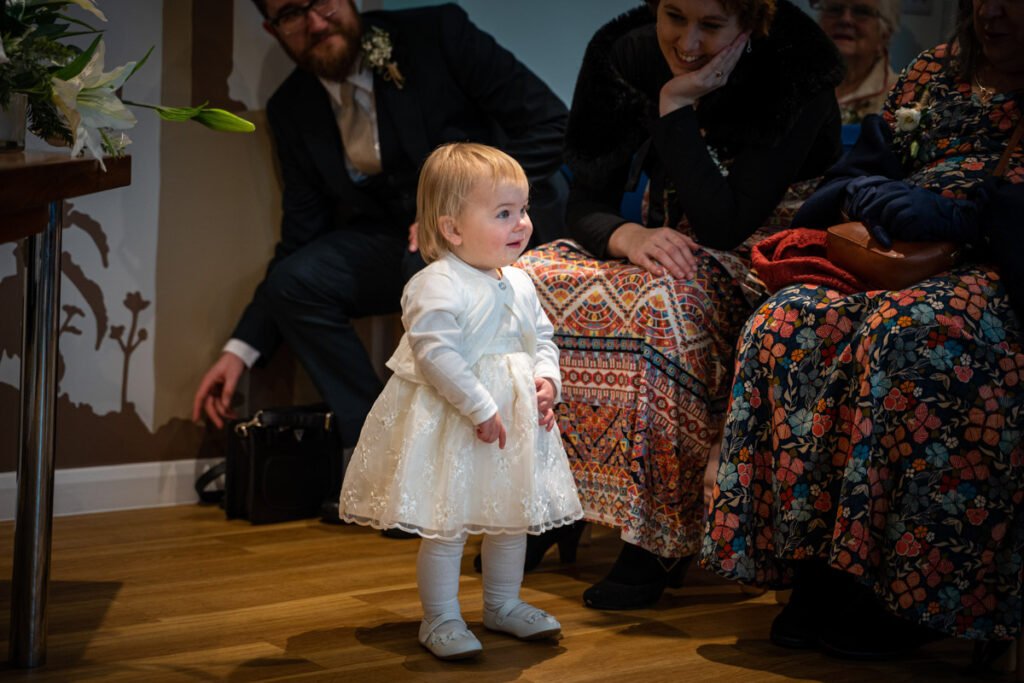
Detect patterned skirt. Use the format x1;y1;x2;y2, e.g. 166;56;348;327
701;265;1024;639
518;240;754;558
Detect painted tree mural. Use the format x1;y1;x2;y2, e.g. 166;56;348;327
110;291;150;412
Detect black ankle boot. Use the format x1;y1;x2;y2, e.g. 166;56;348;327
818;574;945;660
473;521;587;573
769;560;830;649
582;542;691;610
526;521;586;570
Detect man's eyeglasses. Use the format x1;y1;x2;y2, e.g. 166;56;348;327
269;0;338;35
812;1;883;22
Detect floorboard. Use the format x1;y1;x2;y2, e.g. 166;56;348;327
0;505;1010;682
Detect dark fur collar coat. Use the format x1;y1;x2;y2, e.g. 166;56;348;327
565;0;844;187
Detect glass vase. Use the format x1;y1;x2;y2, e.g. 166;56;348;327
0;93;29;151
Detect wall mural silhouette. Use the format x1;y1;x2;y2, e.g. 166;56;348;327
0;201;211;472
0;0;246;474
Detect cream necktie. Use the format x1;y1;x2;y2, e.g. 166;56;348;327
339;81;381;176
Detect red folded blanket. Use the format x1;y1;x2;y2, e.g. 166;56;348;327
751;228;867;295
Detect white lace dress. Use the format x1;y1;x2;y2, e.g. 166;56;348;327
339;308;583;540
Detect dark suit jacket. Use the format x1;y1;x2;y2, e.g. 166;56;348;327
233;3;568;358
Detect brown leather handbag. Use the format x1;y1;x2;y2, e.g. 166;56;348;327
826;116;1024;291
825;221;959;290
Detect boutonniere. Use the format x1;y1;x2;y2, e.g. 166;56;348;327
361;27;405;90
894;105;924;161
894;106;922;133
893;85;937;165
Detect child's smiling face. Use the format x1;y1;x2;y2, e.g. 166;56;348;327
441;180;532;274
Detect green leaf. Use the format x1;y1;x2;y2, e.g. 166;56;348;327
51;33;101;80
126;45;153;81
30;22;71;39
61;16;102;32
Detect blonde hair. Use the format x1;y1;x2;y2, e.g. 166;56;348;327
416;143;529;264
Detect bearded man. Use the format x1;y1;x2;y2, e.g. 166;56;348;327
193;0;569;482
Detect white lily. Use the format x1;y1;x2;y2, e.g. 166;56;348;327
0;34;9;66
51;41;136;168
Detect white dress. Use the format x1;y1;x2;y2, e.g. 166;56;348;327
340;266;583;540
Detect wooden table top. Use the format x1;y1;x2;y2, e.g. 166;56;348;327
0;150;131;243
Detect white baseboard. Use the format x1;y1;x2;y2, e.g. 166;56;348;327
0;458;222;521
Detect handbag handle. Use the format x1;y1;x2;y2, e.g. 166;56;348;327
195;460;226;504
993;115;1024;179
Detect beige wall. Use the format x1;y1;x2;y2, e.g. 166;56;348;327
1;1;288;472
154;1;282;430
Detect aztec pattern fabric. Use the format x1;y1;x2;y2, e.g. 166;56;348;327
518;241;752;558
702;46;1024;639
514;177;815;557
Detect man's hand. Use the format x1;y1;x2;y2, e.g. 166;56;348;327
192;351;246;429
475;412;506;449
536;377;557;431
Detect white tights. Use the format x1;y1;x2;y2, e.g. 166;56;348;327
417;533;526;622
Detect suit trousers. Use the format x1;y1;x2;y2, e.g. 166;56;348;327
261;227;424;447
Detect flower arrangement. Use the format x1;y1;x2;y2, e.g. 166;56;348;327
0;0;254;166
361;26;404;89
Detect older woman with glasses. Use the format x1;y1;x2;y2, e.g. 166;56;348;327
814;0;900;123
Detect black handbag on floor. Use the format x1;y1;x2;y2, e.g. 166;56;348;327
221;403;343;524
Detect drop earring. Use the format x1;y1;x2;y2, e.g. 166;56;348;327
745;38;752;54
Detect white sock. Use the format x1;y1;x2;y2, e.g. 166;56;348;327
481;533;526;612
417;535;466;622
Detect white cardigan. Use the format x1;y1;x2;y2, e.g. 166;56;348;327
386;253;562;425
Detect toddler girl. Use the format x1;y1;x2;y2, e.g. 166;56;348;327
339;142;583;660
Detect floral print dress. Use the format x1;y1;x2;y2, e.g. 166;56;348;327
702;45;1024;640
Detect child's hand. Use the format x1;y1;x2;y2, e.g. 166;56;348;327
539;407;556;432
535;377;557;432
536;377;555;411
476;412;506;449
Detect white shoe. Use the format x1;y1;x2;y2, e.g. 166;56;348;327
483;599;561;640
418;613;482;660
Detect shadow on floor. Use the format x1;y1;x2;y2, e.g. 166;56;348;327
0;579;122;671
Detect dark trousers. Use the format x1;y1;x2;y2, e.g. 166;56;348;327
261;228;424;447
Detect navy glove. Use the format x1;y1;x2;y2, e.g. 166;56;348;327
792;115;904;230
844;177;979;249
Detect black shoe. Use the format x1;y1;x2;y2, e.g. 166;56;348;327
472;521;586;573
768;561;829;649
582;542;691;610
810;566;945;660
381;528;418;539
319;498;344;525
769;600;820;649
818;604;945;660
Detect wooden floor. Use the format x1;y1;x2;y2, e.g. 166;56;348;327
0;505;1010;682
